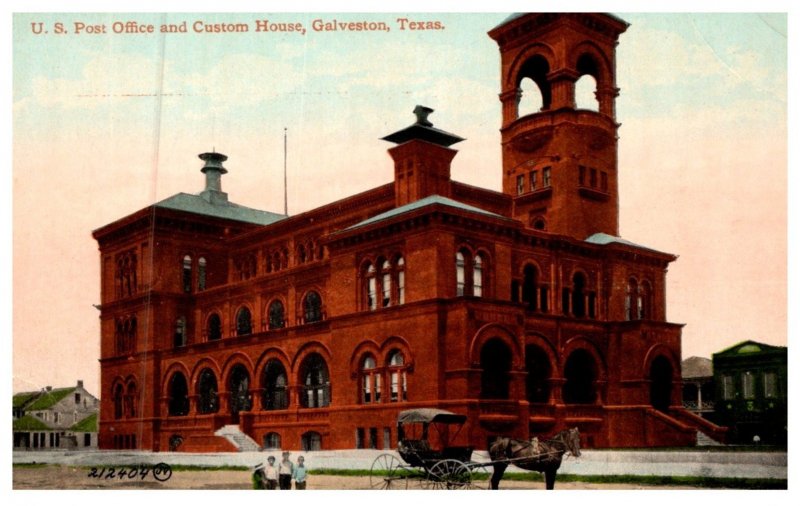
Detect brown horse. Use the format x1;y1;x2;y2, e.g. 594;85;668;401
488;427;581;490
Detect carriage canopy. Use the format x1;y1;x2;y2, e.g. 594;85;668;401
397;408;467;426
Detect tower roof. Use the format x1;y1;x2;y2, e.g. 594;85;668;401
382;105;465;147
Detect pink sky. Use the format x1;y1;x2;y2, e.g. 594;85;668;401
10;11;788;397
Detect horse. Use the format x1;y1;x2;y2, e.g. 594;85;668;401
488;427;581;490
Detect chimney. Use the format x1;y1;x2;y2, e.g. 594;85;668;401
199;151;229;205
77;380;84;389
382;106;464;207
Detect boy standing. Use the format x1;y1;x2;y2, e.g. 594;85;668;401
278;451;294;490
292;455;307;489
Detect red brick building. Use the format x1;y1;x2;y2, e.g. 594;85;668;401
93;13;724;452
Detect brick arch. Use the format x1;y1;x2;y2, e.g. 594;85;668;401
349;339;382;378
468;323;523;369
525;332;558;367
569;40;614;86
291;341;333;375
253;347;292;377
519;258;546;276
642;344;680;378
560;336;607;380
379;335;414;367
190;357;222;388
161;362;192;397
505;42;557;88
220;352;255;383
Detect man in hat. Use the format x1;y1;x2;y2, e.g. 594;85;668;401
264;455;279;490
252;463;267;490
278;451;294;490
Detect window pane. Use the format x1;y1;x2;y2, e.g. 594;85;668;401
742;372;755;399
764;372;777;398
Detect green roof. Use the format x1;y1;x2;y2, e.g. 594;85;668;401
345;194;510;232
13;414;52;431
70;412;98;432
25;387;74;411
585;232;669;256
13;391;42;409
156;193;286;226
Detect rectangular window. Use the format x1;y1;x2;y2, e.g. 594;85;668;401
764;372;777;398
75;393;81;404
382;273;391;307
383;427;392;449
742;371;755;399
590;168;597;188
85;433;92;447
722;374;734;400
543;167;551;187
356;428;364;449
516;174;525;195
368;277;377;310
529;170;538;191
398;270;405;305
54;412;59;423
369;428;378;449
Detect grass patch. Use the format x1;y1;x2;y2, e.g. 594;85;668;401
13;463;49;469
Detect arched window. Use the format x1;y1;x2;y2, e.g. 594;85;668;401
125;382;137;418
300;353;330;408
198;257;207;291
516;55;551;117
174;316;187;348
228;364;252;415
456;251;466;296
263;432;281;450
268;300;285;330
236;307;252;336
128;317;137;351
182;255;192;293
361;355;381;404
397;256;405;304
639;281;652;320
525;345;551;403
518;77;544;116
563;350;597;404
262;359;288;410
625;278;637;321
387;350;407;402
365;263;377;311
113;384;124;420
303;291;323;324
198;369;219;414
381;259;392;307
207;313;222;341
575;54;599;111
297;243;307;264
168;372;190;416
480;339;512;399
301;431;322;451
473;254;484;297
572;273;586;318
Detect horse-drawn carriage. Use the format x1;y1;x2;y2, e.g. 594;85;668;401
369;408;582;490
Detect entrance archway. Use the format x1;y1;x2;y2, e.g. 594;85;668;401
228;364;251;423
563;349;596;404
525;344;551;403
480;338;512;399
650;356;673;412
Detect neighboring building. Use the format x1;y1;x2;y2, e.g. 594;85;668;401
93;13;723;452
712;341;787;445
681;356;714;418
13;380;99;450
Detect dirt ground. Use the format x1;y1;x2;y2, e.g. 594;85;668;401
13;465;704;490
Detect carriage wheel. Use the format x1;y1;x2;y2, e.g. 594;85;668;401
369;453;408;490
426;459;472;490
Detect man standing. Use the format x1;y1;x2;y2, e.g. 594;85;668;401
278;451;294;490
293;455;308;489
265;455;279;490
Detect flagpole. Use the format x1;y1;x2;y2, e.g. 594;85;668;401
283;127;288;216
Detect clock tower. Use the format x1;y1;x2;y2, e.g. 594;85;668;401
489;13;628;239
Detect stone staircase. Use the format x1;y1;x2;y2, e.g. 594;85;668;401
214;425;261;452
696;430;725;446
